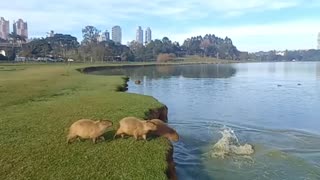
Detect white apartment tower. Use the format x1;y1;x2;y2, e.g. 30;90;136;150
97;30;110;42
112;26;122;44
0;17;10;40
145;27;152;44
13;19;28;39
136;26;143;44
105;30;110;40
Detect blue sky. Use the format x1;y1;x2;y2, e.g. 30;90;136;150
1;0;320;52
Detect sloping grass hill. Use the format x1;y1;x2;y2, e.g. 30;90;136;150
0;63;171;180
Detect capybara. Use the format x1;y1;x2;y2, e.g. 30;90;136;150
135;80;141;85
149;119;179;142
114;117;157;140
67;119;113;143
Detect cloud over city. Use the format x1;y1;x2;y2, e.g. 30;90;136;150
1;0;319;51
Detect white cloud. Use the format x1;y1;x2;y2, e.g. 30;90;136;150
197;0;302;17
1;0;319;51
159;19;320;51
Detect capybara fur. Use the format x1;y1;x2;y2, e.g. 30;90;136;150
135;80;141;85
67;119;113;143
150;119;179;142
114;117;157;140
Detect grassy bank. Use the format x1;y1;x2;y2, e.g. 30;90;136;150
0;63;171;180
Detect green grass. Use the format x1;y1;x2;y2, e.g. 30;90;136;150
0;63;171;180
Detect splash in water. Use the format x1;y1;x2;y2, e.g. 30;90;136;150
211;127;254;158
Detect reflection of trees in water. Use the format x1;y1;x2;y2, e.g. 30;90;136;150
176;64;237;78
156;65;175;74
91;64;237;80
317;63;320;80
268;63;276;73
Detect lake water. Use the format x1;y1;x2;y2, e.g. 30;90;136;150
92;62;320;180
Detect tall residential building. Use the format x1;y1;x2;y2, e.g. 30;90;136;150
13;19;28;39
318;32;320;50
0;17;10;40
136;26;143;44
105;30;110;40
112;26;122;44
145;27;152;44
97;30;110;42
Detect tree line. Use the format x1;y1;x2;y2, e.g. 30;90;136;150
241;50;320;62
2;25;241;62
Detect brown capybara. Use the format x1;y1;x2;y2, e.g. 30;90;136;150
67;119;113;143
135;80;141;85
114;117;157;140
149;119;179;142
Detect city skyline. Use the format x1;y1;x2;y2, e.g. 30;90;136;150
145;27;152;44
97;30;110;42
136;26;143;44
112;26;122;44
0;17;28;40
0;17;10;40
13;19;28;39
1;0;320;52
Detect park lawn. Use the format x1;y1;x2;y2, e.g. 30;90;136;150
0;63;171;180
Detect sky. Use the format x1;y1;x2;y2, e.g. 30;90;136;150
1;0;320;52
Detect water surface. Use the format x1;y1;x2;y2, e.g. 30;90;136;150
92;62;320;180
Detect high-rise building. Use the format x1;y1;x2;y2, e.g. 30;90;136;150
0;17;10;40
13;19;28;39
145;27;152;44
136;26;143;44
112;26;122;44
317;32;320;50
97;30;110;42
105;30;110;40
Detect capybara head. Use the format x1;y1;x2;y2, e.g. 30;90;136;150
144;121;157;131
167;131;179;142
98;120;113;128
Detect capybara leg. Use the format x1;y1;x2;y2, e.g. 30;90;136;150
114;129;122;139
121;134;124;138
142;134;147;140
92;138;97;144
100;136;105;141
133;132;138;140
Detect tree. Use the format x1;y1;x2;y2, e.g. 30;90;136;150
46;34;79;59
8;33;26;44
20;38;52;57
121;51;135;61
81;26;101;62
0;54;8;61
82;26;100;45
200;39;211;56
0;37;8;43
181;34;240;59
157;53;176;63
161;37;174;54
128;41;145;61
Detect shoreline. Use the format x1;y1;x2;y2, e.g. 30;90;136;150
81;65;176;179
0;64;173;180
